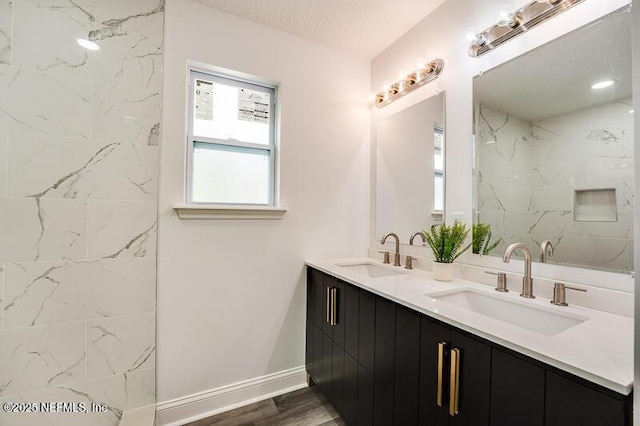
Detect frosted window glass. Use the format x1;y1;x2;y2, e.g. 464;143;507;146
193;79;271;145
434;173;444;211
192;143;270;204
433;127;444;211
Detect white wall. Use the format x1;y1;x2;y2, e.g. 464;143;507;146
370;0;632;288
157;0;370;422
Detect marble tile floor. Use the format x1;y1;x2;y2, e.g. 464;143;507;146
184;386;345;426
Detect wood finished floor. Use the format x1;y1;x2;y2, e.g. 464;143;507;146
184;386;345;426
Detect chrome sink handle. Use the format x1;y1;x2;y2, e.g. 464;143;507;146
551;282;587;306
485;270;508;292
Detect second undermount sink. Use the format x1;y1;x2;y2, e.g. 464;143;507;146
427;288;587;336
337;262;408;278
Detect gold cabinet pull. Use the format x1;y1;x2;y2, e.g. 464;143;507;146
326;287;331;324
437;342;448;407
449;348;460;416
330;287;338;326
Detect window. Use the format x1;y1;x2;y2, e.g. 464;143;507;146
187;69;277;206
433;126;444;212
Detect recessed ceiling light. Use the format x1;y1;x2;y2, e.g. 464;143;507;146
76;38;99;51
591;80;615;90
629;109;634;114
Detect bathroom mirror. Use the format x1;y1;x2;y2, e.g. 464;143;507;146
473;9;633;273
376;92;445;242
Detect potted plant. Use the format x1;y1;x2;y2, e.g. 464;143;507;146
472;222;503;255
423;220;471;281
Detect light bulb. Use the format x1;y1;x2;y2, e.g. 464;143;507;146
591;80;615;89
77;38;99;50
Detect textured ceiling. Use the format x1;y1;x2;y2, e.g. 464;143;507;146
474;10;632;122
191;0;447;59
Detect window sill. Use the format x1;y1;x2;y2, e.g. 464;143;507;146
173;204;288;220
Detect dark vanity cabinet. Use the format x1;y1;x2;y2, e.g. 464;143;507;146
305;267;632;426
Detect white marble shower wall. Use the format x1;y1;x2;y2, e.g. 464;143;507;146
476;103;533;255
477;99;634;271
530;98;634;271
0;1;163;425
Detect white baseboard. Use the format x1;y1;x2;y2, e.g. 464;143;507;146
119;404;156;426
155;366;308;426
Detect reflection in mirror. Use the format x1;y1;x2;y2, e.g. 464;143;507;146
376;92;445;242
472;8;633;273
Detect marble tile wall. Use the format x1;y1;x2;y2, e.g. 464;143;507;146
0;1;163;424
476;103;533;255
476;99;634;271
530;98;634;271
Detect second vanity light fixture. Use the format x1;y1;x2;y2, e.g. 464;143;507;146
468;0;585;57
374;58;444;108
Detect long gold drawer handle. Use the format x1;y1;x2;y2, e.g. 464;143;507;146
437;342;448;407
330;287;337;326
449;348;460;416
326;287;331;324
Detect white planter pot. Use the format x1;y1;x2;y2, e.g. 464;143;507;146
432;262;455;282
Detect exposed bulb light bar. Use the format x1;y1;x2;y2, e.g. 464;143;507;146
469;0;585;58
373;59;444;108
77;38;100;50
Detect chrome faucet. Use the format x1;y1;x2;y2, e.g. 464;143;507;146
405;232;427;269
381;232;401;266
540;240;554;263
502;243;535;298
410;231;427;246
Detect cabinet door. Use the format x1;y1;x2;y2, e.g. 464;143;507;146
305;320;314;377
394;305;421;426
490;348;544;426
419;317;450;426
374;297;396;426
357;364;374;426
343;353;358;425
345;284;359;360
320;332;333;398
545;371;628;426
449;331;490;426
332;280;346;348
331;341;345;415
311;324;323;385
358;291;375;373
310;268;325;328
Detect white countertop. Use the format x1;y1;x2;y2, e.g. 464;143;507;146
306;257;633;395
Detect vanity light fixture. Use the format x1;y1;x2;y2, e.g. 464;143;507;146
374;58;444;108
76;38;100;50
591;80;615;90
468;0;585;58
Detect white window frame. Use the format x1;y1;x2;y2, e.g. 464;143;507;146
175;67;286;220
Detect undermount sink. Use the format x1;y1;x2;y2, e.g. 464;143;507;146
337;262;408;278
427;288;587;336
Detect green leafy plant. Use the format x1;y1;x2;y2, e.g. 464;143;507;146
472;222;503;255
423;220;471;263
